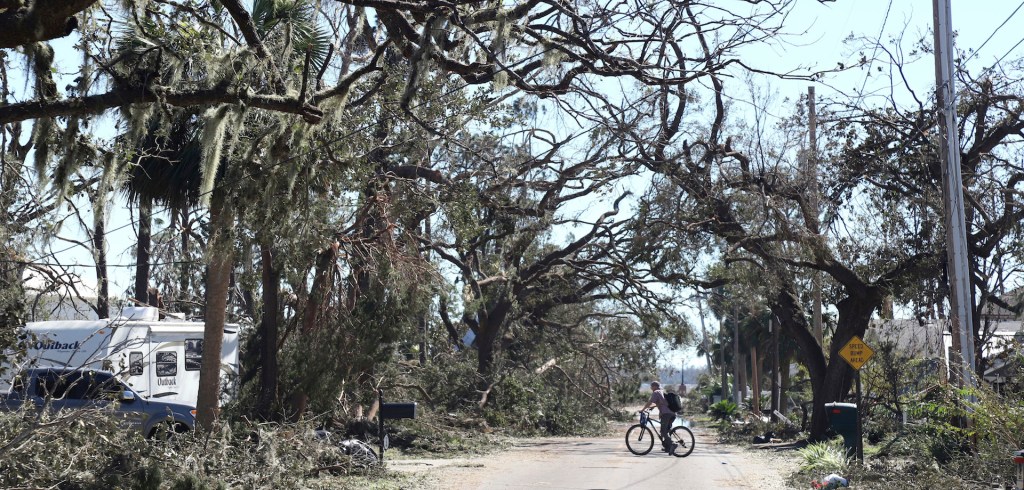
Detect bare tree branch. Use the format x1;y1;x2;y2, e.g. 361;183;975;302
0;86;324;125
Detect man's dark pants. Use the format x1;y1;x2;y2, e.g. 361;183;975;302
660;413;676;450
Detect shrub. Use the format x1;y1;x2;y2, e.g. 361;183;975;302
797;439;850;474
709;399;739;421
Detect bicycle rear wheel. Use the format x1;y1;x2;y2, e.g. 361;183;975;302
670;426;695;457
625;424;655;455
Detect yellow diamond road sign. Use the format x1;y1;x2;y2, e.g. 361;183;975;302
839;335;875;370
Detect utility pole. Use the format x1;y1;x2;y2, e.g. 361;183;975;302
732;303;741;406
807;86;824;349
720;319;728;403
698;298;714;375
932;0;977;394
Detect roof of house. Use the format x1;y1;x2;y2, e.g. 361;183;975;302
868;317;1024;359
980;289;1024;322
866;318;946;358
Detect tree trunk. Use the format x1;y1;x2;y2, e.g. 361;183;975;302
720;320;728;402
738;352;748;403
255;243;280;420
134;196;152;304
474;300;512;387
775;281;880;442
92;198;109;320
418;316;428;365
476;325;499;380
770;285;827;438
306;242;338;331
751;346;760;414
806;293;879;440
195;193;234;431
732;309;741;405
699;304;713;376
0;130;26;330
419;217;430;365
0;244;25;333
179;208;192;308
771;315;780;413
780;350;791;416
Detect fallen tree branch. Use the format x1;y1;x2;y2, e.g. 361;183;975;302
476;381;495;410
385;383;435;407
549;364;616;415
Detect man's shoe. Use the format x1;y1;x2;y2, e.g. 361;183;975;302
668;443;679;454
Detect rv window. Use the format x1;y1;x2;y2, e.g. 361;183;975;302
156;351;177;377
129;352;144;376
185;339;202;371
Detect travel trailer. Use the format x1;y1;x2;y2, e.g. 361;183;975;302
1;307;239;407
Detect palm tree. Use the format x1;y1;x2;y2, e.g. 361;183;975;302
114;0;331;429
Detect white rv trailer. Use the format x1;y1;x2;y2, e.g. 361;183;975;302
2;307;239;407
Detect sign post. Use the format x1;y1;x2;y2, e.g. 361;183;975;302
838;336;875;462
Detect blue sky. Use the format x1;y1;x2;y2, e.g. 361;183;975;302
744;0;1023;111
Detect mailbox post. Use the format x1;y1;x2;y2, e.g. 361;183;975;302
1013;449;1024;490
376;389;417;462
837;336;875;463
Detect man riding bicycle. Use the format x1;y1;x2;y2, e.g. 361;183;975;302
641;381;676;453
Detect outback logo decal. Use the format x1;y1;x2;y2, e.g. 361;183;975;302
33;340;81;351
157;378;177;386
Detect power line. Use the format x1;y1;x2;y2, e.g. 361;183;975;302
963;0;1024;65
984;33;1024;75
26;260;203;269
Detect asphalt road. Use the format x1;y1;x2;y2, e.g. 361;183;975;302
388;425;799;490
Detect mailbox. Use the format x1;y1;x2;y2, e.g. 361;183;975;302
824;402;857;455
375;390;417;463
380;402;417;420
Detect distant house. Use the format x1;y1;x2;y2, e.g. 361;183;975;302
869;297;1024;388
866;318;946;359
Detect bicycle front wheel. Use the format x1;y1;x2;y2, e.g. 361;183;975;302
625;424;654;455
670;426;695;457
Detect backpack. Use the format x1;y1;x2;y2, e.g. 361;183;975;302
665;392;682;413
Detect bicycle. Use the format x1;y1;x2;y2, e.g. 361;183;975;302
313;429;380;468
625;410;695;457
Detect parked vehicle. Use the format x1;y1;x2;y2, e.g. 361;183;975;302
1;307;239;407
0;367;197;438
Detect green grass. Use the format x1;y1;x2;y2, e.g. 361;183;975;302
797;439;851;474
